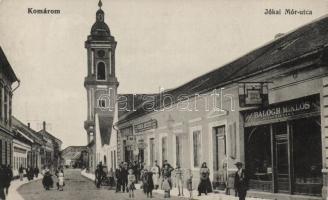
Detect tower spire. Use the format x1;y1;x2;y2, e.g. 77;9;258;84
98;0;102;9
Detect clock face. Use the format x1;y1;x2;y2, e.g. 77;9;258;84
97;50;105;58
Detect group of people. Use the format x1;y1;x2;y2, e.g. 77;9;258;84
0;165;13;200
42;166;65;191
18;165;39;181
93;160;249;200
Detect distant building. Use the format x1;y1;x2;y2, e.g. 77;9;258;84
0;46;19;166
61;146;87;167
38;121;62;169
11;116;44;175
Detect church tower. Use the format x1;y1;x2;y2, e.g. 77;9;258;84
84;0;118;170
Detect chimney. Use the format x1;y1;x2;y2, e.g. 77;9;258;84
27;123;30;129
43;121;46;131
275;33;284;39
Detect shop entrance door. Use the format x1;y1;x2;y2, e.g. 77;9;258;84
275;134;290;193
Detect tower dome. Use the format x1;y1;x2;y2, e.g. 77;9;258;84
89;0;114;40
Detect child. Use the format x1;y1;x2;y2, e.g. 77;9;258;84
162;176;171;198
127;169;136;198
175;165;184;196
186;169;193;200
57;170;65;191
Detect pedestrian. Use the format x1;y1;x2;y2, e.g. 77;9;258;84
19;165;24;181
95;164;103;188
57;169;65;191
186;169;193;200
234;162;248;200
4;165;13;195
42;171;53;190
162;176;171;198
127;169;136;198
115;167;121;192
174;164;184;196
197;162;212;196
144;167;154;198
108;168;115;189
151;161;160;190
161;163;174;198
34;166;40;178
121;164;128;192
0;165;6;200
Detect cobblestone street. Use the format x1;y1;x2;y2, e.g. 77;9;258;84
18;169;188;200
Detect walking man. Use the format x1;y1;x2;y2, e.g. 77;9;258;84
234;162;248;200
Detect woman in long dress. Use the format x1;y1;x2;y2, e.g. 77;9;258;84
198;162;213;196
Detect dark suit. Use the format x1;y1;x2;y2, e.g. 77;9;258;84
234;169;248;200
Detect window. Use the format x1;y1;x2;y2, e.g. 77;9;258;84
4;88;7;124
0;139;2;164
4;141;7;165
9;94;12;126
0;83;3;121
98;99;106;108
97;62;106;80
161;137;168;164
176;135;182;166
149;138;155;165
193;130;201;168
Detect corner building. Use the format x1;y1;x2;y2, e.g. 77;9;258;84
117;16;328;199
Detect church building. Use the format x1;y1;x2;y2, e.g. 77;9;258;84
84;0;119;173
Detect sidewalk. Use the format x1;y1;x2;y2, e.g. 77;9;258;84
6;176;43;200
80;170;270;200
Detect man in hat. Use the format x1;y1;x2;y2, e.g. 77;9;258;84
234;162;248;200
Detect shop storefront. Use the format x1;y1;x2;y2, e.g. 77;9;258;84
243;94;322;196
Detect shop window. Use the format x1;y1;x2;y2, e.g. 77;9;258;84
161;136;168;164
245;125;272;192
193;130;201;168
97;62;106;80
292;118;322;196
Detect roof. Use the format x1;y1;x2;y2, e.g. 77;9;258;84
11;116;44;145
118;15;328;124
0;47;19;83
98;115;113;145
38;129;62;145
61;146;87;156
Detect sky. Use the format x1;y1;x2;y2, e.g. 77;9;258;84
0;0;327;148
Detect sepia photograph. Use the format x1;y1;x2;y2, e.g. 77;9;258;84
0;0;328;199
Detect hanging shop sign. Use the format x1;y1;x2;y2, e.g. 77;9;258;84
244;95;320;127
134;119;158;133
238;82;269;107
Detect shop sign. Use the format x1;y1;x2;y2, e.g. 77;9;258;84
238;82;269;107
244;95;320;126
134;119;158;133
121;126;133;137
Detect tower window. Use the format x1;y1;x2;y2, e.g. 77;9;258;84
97;62;106;80
98;99;106;108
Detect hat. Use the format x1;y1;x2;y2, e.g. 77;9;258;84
235;162;243;166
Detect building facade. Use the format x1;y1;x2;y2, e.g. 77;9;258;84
61;146;88;167
38;121;62;169
0;46;19;166
84;0;119;173
116;16;328;199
